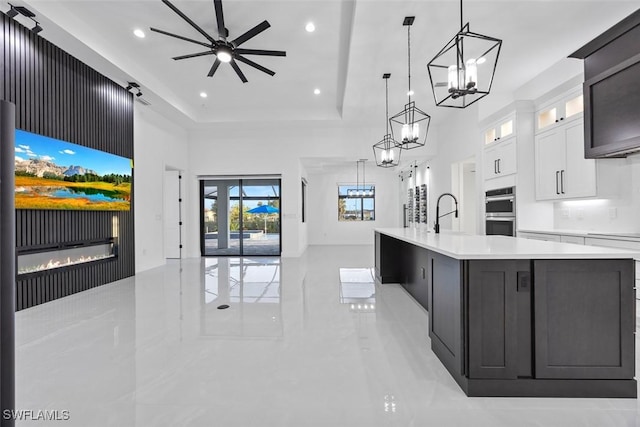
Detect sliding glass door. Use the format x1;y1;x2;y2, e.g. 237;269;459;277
201;178;281;256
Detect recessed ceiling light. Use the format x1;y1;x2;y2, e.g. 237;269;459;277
133;29;145;38
314;88;321;95
476;57;487;65
200;92;208;98
305;22;316;33
407;90;415;96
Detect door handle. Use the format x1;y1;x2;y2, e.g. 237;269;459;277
555;171;560;195
560;170;565;194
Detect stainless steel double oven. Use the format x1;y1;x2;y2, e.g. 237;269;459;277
485;186;516;236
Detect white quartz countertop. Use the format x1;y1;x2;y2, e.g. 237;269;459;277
518;229;640;241
376;228;640;260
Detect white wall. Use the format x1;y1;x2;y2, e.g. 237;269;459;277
423;106;483;232
307;162;399;245
134;104;189;273
185;119;419;258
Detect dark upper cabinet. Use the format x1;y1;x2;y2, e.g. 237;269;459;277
467;260;531;379
570;9;640;158
534;259;635;379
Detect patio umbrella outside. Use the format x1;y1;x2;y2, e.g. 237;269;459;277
247;205;279;233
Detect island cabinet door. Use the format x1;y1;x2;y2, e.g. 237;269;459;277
428;251;465;377
467;260;531;379
534;259;635;379
375;233;403;283
403;244;429;311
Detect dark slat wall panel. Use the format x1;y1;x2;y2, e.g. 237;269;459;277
1;13;135;311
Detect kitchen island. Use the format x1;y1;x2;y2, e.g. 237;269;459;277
375;228;639;398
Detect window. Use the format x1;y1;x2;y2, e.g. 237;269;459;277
338;185;375;221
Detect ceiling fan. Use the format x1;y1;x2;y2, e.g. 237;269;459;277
150;0;286;83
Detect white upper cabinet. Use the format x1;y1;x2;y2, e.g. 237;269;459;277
484;138;517;179
484;114;515;145
483;113;517;180
535;118;596;200
536;89;584;133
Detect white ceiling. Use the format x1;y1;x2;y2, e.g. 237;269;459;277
12;0;640;129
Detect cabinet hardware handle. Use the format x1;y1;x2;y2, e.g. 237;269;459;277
556;171;560;194
560;170;565;194
555;119;559;123
494;159;497;174
560;117;564;121
497;159;501;174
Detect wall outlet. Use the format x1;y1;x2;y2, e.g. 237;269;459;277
576;208;584;220
609;207;617;219
561;209;571;219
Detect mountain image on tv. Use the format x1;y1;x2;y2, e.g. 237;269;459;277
14;130;132;211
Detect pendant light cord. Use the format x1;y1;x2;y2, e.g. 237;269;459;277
407;24;411;103
385;78;389;137
460;0;463;31
363;160;366;189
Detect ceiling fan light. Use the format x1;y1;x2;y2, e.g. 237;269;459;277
217;47;232;63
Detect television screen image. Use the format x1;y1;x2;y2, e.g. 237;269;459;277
14;130;132;211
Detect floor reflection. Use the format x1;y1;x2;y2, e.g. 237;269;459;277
339;267;376;312
201;257;282;338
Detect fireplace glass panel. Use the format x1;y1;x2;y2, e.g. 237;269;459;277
17;242;115;275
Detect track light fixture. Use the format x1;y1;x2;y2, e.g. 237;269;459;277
6;5;18;18
125;82;143;98
5;4;42;34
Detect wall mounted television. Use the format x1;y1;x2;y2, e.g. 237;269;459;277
14;129;132;211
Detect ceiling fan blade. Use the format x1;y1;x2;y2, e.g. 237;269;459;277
231;20;270;47
230;59;248;83
214;0;227;38
161;0;217;44
208;58;221;77
150;27;212;48
234;48;286;57
235;55;275;76
173;51;215;61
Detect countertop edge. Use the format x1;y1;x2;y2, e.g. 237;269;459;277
376;228;640;261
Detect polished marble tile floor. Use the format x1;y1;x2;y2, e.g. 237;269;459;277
15;245;640;426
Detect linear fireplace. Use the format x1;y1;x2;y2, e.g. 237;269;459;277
17;239;117;277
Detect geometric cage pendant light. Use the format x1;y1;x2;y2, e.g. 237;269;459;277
373;73;402;168
427;0;502;109
389;16;431;150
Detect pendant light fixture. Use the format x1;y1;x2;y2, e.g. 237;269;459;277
373;74;402;168
347;160;374;197
427;0;502;108
389;17;431;150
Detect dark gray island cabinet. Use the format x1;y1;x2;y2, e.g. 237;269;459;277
375;229;638;398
